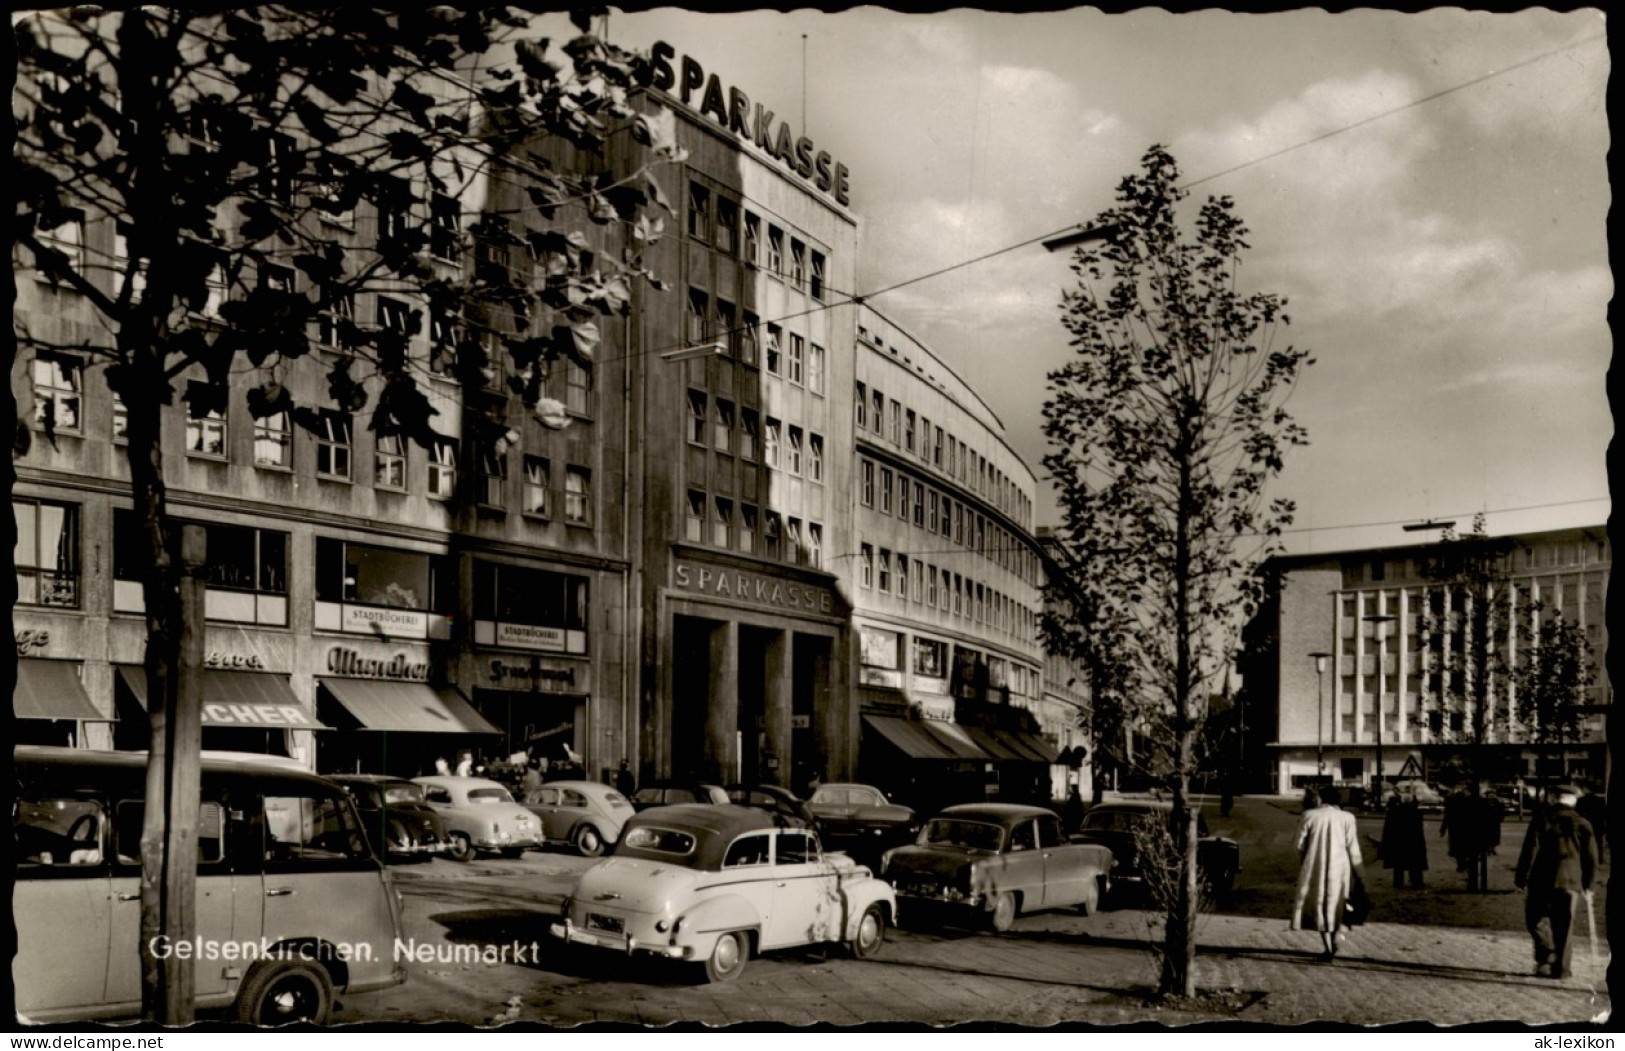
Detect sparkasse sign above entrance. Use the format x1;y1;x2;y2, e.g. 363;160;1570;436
674;559;835;615
649;41;851;207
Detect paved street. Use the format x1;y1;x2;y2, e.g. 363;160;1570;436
337;795;1611;1028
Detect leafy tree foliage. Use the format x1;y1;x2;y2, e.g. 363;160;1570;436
1041;145;1311;997
1515;609;1596;773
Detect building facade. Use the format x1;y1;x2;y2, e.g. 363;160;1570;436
1239;526;1610;795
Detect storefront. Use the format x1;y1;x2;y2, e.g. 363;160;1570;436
654;552;848;791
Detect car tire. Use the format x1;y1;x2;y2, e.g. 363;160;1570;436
989;892;1018;933
847;903;886;958
232;959;333;1025
574;825;606;858
702;931;749;983
1078;875;1104;916
500;847;526;859
448;832;476;863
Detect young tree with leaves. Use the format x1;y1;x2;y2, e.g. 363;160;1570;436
1515;610;1597;783
1041;145;1311;998
14;6;678;1021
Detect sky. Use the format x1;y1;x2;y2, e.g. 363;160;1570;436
594;7;1610;555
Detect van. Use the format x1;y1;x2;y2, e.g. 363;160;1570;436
13;746;406;1024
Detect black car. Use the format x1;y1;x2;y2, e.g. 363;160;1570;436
331;774;448;863
1072;801;1240;902
628;780;731;812
726;784;819;831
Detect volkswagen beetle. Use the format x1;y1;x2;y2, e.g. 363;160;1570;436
550;804;895;982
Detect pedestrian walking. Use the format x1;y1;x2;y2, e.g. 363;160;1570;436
1574;780;1607;866
520;759;543;802
1301;785;1321;814
1441;784;1500;890
434;755;451;776
1061;784;1085;835
615;759;636;798
1291;785;1365;961
1379;794;1428;888
455;751;473;777
1514;784;1598;980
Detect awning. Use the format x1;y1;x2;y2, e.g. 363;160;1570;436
117;666;330;729
1008;730;1060;763
919;719;991;761
318;677;499;734
16;659;109;722
964;726;1024;761
862;714;957;760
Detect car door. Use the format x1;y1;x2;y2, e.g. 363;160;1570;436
993;818;1045;907
260;790;393;963
762;829;831;949
13;794;112;1017
529;786;562;839
1035;814;1087;909
557;787;593;840
714;833;776;940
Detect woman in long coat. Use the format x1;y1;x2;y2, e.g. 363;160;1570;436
1292;785;1364;959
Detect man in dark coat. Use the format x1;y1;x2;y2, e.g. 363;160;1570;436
1574;780;1607;866
1515;785;1598;980
1380;795;1428;888
1441;784;1501;891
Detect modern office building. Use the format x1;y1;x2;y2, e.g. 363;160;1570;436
1238;525;1610;794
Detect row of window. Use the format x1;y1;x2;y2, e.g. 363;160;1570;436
687;182;826;300
858;458;1039;586
854;379;1033;530
683;490;824;568
685;289;826;392
15;498;589;637
686;391;825;480
857;542;1036;641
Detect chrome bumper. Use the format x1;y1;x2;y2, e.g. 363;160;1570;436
549;919;690;959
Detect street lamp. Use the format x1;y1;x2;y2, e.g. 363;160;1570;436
1363;613;1398;807
1042;223;1120;253
1309;652;1332;779
659;341;726;363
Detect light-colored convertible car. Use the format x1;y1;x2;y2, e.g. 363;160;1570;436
882;803;1115;931
413;775;544;861
551;804;896;982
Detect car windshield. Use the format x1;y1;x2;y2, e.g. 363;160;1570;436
604;792;631;809
921;818;1004;852
617;825;699;864
467;787;513;804
384;784;425;804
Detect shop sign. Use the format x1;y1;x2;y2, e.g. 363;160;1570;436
674;560;834;615
341;604;428;640
203;703;317;727
495;622;567;652
792;715;810;730
204;651;266;671
326;646;431;682
488;659;577;689
859;667;903;689
15;629;51;656
913;694;956;722
649;41;852;207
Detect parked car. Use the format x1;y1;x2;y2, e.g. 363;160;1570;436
1071;801;1240;902
521;780;633;857
881;803;1115;932
15;746;405;1024
726;784;819;830
412;775;544;861
330;774;448;863
628;780;730;811
806;783;917;858
551;804;895;982
1389;778;1446;812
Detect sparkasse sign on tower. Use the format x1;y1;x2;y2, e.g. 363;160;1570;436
648;41;851;207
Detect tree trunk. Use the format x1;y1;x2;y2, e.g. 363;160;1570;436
1161;431;1199;999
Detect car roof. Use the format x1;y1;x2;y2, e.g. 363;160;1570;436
537;780;617;794
413;775;509;790
625;803;793;838
16;745;340;792
938;803;1058;823
728;783;798;797
1088;802;1175;814
816;782;880;791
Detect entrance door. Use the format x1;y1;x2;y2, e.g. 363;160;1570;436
737;627;771;785
671;616;715;778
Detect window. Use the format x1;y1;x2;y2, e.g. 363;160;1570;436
687;182;710;241
787;518;804;564
764;512;782;560
688;390;708;444
740;312;759;366
187;409;227;458
740;504;758;554
765;418;781;468
872;390;884;434
913;482;925;527
114;513;289;624
787;426;803;475
954;503;965;544
767;225;784;273
17;797;104;868
416;437;454;499
807;523;822;568
14;498;79;608
713;497;733;548
376;433;407;490
315;411;352;480
928;491;939;533
861;460;875;507
765;325;782;374
31;354;82;435
788;334;805;385
253;411;291;468
192;258;228;318
930;567;942;607
913;559;925;602
320;292;355;349
898;554;909;599
430;192;461;261
564;467;592;524
920;417;932;460
941;496;953;538
934;426;944;467
34;213;86;278
716;197;738;254
860;543;874;588
259;264;294;295
112;393;128;444
521;455;550;516
739;408;759;461
724;833;771;868
477;444;506;507
808;343;825;395
810;251;825;299
808;434;824;483
559;360;590;416
113;227;147;300
953;573;963;615
377;296;412;336
905;410;916;452
687;288;709;343
880;467;893;513
790;239;806;288
685;489;705;542
855;382;868;429
714;399;734;453
777;829;818;865
716;299;737;356
889;399;901;445
312;160;354;225
376;197;407;245
878;549;891;592
744;212;761;265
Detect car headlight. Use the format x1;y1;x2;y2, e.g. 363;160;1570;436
654;919;671;933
